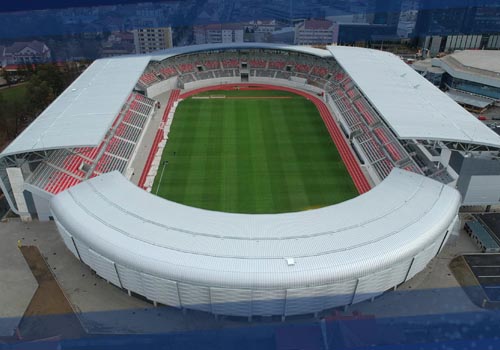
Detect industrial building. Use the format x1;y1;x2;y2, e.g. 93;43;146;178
413;50;500;112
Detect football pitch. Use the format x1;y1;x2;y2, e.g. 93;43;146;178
152;89;358;214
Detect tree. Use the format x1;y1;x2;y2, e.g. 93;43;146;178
26;74;55;117
35;64;65;95
0;61;84;149
0;94;7;146
0;95;27;147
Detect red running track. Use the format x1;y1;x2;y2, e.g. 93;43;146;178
148;84;371;194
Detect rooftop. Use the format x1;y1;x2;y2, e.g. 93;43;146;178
329;46;500;148
4;40;48;54
51;169;460;288
302;19;335;30
198;23;245;31
449;50;500;75
446;89;495;109
1;55;151;157
433;50;500;87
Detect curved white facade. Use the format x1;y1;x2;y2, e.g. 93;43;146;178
51;169;460;317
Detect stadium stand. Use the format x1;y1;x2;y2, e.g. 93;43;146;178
139;72;160;87
2;45;476;318
294;63;311;74
268;60;287;70
159;66;177;79
178;63;195;73
132;49;425;182
204;60;220;70
311;66;329;78
27;92;156;193
222;58;239;68
249;59;267;68
353;100;377;126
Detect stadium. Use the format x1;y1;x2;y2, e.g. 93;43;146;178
3;43;500;318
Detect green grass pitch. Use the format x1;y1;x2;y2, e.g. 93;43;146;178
152;89;358;214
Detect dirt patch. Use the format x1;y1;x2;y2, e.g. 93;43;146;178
449;256;488;308
18;246;85;340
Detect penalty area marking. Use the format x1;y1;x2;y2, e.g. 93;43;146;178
191;95;293;100
192;95;225;99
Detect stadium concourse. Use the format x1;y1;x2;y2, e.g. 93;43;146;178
2;42;500;317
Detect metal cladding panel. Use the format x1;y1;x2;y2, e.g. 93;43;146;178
285;281;358;316
353;268;394;304
386;260;413;289
285;286;330;316
55;220;79;259
210;288;252;316
321;280;357;309
55;169;458;260
141;273;180;308
430;232;446;258
73;239;92;266
251;290;286;316
406;242;438;281
178;283;211;312
74;239;122;287
116;264;144;295
464;175;500;205
88;249;122;288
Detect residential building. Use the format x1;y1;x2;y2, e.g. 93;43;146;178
102;31;136;57
133;26;173;54
294;19;337;45
194;24;244;45
245;20;277;34
0;40;51;67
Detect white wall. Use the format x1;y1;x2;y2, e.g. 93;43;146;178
180;77;325;96
183;77;241;91
147;77;179;98
32;194;52;221
6;168;31;221
464;175;500;205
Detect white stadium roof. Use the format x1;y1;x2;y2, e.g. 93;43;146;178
328;46;500;148
2;43;498;159
51;169;460;289
150;42;333;61
1;55;151;157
